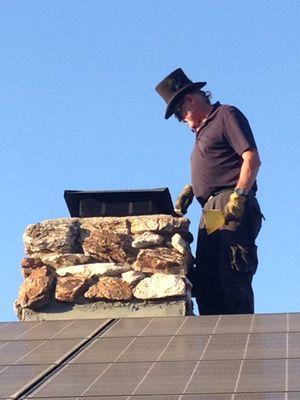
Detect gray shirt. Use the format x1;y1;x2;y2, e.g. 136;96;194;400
190;102;257;206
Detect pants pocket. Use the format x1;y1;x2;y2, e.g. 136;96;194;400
229;244;258;274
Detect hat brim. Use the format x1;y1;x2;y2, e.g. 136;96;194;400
165;81;207;119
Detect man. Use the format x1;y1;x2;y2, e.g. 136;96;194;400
156;68;263;315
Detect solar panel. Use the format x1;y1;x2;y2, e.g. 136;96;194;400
0;364;52;399
0;318;112;399
20;395;296;400
1;313;300;399
0;319;111;341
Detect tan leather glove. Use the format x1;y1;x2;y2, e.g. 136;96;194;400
174;184;194;216
224;192;246;221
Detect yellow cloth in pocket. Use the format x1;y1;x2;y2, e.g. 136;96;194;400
203;209;226;234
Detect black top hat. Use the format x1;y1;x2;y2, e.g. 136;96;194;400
155;68;206;119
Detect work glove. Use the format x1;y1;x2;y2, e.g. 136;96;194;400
224;192;246;222
174;184;194;216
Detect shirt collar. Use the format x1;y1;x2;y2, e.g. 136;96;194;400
195;101;221;135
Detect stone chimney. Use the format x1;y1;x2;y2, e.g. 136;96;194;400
15;189;194;320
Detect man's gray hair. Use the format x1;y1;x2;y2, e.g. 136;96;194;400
197;89;212;104
186;87;212;104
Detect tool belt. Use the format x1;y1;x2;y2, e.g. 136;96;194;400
197;188;236;206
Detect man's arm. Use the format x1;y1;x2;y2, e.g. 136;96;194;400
223;107;260;194
224;148;261;221
236;148;261;194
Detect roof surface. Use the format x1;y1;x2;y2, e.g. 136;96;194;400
1;313;300;399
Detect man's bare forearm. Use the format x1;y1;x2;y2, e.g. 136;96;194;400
236;149;261;194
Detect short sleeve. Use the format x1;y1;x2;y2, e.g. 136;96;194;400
223;107;257;155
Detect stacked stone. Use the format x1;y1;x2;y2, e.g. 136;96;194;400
15;215;194;320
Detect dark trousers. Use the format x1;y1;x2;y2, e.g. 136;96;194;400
193;191;263;315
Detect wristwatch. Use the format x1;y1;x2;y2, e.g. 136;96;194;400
234;188;246;196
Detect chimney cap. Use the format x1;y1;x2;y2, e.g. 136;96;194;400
64;188;175;217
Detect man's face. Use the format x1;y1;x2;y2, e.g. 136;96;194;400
175;93;206;131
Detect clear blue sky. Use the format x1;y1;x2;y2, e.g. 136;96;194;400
1;1;299;321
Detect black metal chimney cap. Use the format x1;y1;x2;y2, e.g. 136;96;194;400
64;188;175;217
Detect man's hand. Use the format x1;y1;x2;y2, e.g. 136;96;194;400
224;192;246;221
174;184;194;216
